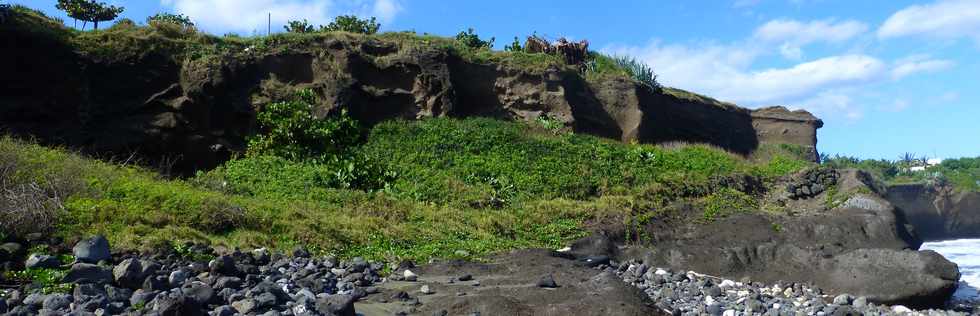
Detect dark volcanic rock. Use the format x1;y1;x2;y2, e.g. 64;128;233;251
315;294;356;316
63;263;112;284
887;183;980;240
72;235;111;264
112;258;144;289
25;254;60;269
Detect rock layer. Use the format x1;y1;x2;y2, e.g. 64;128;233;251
1;24;821;174
887;183;980;241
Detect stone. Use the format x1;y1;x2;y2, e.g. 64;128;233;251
0;243;24;256
25;254;61;269
403;269;418;282
537;274;558;288
315;294;356;316
143;275;170;291
231;299;258;314
63;263;113;284
832;294;852;305
113;258;144;289
42;294;72;311
891;305;912;314
0;298;6;314
209;255;238;276
581;255;611;268
706;303;723;316
73;236;111;264
457;274;473;282
154;292;203;316
852;296;868;308
182;282;215;305
105;286;133;303
214;276;243;290
292;246;310;258
254;292;278;308
130;289;158;307
420;285;434;295
702;285;722;297
168;269;189;287
213;305;236;316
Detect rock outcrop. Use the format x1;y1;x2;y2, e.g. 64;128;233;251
751;106;824;161
887;183;980;240
1;16;821;174
620;170;959;308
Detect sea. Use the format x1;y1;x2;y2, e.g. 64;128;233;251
921;239;980;300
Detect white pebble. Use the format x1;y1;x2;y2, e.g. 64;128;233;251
891;305;912;314
420;285;434;295
403;269;418;281
719;279;736;288
654;268;669;275
705;296;717;305
723;310;736;316
556;247;571;252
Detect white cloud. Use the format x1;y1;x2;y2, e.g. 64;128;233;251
795;90;865;121
606;41;885;106
891;55;955;80
878;0;980;43
161;0;403;34
372;0;402;22
754;18;868;59
888;99;910;112
755;19;868;44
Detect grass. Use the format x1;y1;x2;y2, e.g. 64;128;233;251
2;117;811;263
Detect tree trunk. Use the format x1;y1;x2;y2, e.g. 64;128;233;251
82;21;87;30
94;21;99;30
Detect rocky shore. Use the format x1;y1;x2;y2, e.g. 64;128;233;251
1;235;977;316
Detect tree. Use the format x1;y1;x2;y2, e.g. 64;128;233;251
85;1;124;30
455;28;494;49
55;0;123;30
321;15;379;34
147;12;194;28
284;19;315;33
55;0;85;28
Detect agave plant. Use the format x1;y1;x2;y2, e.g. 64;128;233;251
613;55;661;91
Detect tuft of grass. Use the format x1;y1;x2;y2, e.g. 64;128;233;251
701;188;758;222
3;268;71;294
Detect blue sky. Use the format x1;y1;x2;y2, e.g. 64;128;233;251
16;0;980;160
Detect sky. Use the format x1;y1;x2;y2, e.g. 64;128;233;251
14;0;980;160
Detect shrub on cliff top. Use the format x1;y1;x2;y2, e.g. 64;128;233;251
455;28;494;49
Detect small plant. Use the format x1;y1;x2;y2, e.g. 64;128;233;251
321;15;380;34
613;55;660;91
535;115;564;134
701;188;758;222
284;19;315;33
504;36;523;52
4;268;71;294
455;28;494;49
171;241;215;262
771;223;783;232
132;302;146;311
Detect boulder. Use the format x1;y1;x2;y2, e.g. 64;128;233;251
825;249;958;307
73;236;111;264
25;254;61;269
112;258;144;289
153;292;204;316
315;294;356;316
63;263;113;284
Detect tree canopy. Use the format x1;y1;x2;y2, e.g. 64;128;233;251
55;0;124;30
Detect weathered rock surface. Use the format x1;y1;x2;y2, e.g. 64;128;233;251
625;169;959;308
887;183;980;240
1;20;821;174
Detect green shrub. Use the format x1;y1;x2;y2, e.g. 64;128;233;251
247;89;359;163
504;36;522;52
612;55;660;90
702;188;758;222
455;28;494;49
321;15;379;34
284;19;315;33
146;12;194;28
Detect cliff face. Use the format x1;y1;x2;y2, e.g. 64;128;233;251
887;184;980;240
0;18;820;173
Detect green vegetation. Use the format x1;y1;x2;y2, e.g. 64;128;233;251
701;188;758;222
583;53;661;91
822;155;980;192
285;15;380;34
3;268;72;294
455;28;494;49
146;12;194;28
1;114;811;262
